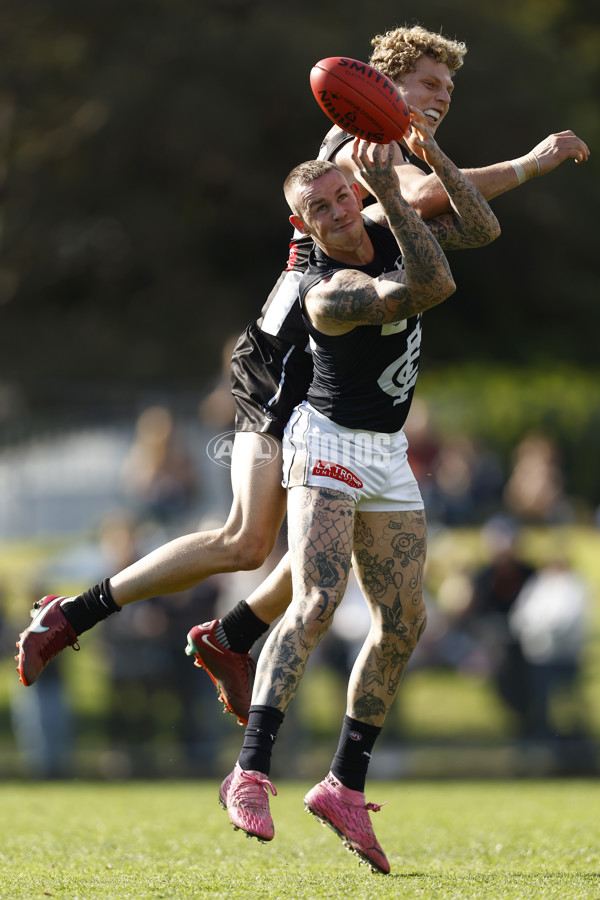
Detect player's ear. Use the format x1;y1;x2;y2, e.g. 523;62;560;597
290;214;310;234
351;182;364;210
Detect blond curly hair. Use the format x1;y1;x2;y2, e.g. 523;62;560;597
369;25;467;84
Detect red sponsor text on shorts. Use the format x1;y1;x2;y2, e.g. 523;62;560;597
312;459;363;489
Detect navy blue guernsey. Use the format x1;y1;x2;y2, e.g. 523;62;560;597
299;216;422;434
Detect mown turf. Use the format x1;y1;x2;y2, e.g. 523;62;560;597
1;780;598;899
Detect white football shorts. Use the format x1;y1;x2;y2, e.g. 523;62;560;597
282;401;423;512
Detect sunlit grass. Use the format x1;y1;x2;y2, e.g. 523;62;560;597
1;780;599;899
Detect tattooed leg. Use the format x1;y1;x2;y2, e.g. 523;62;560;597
348;509;427;726
250;485;356;713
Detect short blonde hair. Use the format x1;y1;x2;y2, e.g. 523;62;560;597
283;159;342;218
369;25;467;84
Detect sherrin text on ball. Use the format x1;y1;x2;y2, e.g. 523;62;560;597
310;56;410;144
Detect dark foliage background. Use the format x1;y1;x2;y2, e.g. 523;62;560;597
1;0;598;413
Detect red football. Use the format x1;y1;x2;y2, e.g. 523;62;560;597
310;56;410;144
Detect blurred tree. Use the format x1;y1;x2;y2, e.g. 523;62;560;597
1;0;598;411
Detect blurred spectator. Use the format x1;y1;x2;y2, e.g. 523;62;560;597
404;399;442;511
459;516;539;734
120;405;199;526
421;557;488;673
197;333;238;429
431;435;504;526
10;660;74;779
101;580;226;777
0;580;6;654
96;510;228;777
509;554;589;740
404;401;503;526
9;582;74;778
503;432;574;524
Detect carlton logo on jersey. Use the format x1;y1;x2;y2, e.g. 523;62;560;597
377;319;422;405
312;460;363;489
380;258;406;336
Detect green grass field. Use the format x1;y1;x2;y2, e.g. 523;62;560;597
1;780;599;899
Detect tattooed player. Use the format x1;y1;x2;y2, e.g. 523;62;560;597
220;135;500;872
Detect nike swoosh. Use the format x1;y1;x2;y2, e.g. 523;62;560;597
201;633;225;655
29;597;63;634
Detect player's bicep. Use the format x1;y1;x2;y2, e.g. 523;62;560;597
394;158;428;198
307;270;408;331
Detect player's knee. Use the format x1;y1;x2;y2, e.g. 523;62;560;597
408;607;428;651
386;596;427;653
226;531;275;571
299;589;339;644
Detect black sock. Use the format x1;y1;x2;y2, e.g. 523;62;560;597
217;600;269;654
60;578;121;635
238;705;284;776
331;715;382;792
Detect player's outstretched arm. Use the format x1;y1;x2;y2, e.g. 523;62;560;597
398;122;590;219
405;111;500;250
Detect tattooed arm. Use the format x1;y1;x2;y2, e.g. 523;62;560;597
395;109;501;250
398;124;589;220
334;113;588;221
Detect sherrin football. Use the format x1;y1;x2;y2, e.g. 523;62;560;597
310;56;410;144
